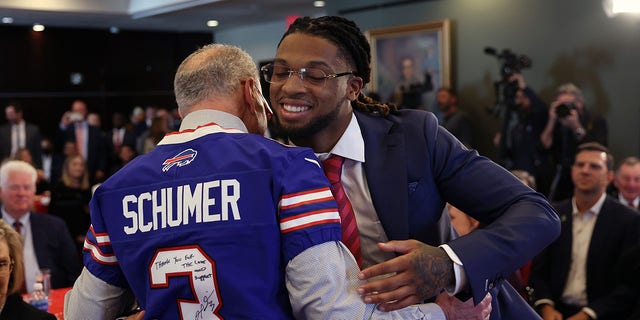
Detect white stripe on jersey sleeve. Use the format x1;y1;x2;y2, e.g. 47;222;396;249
280;209;340;233
280;187;334;210
84;240;119;265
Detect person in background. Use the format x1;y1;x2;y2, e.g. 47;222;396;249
64;43;490;320
40;137;64;189
48;154;91;255
541;83;608;202
58;100;107;184
136;116;168;154
130;106;147;139
105;112;136;178
0;220;56;319
0;101;43;168
0;160;80;292
86;113;101;128
436;87;474;148
266;15;558;319
494;73;552;196
608;156;640;209
11;148;49;195
529;142;640;320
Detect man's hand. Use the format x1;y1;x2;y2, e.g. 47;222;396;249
436;291;492;320
356;240;454;312
539;304;563;320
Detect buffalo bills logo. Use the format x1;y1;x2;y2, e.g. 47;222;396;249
162;148;197;172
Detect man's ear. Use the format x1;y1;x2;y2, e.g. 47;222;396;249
242;77;259;112
347;76;364;101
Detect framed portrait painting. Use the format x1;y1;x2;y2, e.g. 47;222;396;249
367;20;450;112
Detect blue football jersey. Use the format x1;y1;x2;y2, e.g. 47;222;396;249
83;123;341;319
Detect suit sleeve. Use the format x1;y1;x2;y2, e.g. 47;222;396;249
424;113;561;304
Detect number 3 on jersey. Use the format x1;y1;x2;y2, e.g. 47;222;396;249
150;245;223;319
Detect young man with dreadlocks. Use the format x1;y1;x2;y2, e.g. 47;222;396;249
265;15;560;319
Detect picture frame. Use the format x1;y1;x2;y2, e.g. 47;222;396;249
367;20;451;111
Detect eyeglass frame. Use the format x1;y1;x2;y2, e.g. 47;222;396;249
260;63;355;87
0;259;14;275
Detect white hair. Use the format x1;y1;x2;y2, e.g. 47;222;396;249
0;160;37;189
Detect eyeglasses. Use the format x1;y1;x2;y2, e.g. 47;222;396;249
260;63;354;87
0;260;14;275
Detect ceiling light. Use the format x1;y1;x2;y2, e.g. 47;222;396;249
314;1;325;7
32;23;45;32
1;17;13;24
603;0;640;16
206;20;219;27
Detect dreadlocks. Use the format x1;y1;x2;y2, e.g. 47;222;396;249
279;16;399;116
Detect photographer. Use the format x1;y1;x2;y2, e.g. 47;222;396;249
541;83;608;201
495;73;553;196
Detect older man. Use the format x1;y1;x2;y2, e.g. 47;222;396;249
610;156;640;209
0;160;80;292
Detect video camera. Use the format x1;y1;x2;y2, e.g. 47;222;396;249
485;47;532;117
484;47;532;82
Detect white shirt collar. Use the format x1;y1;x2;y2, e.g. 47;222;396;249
178;109;248;133
317;113;365;163
571;192;607;216
1;207;30;225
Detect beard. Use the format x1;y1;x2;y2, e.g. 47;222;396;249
272;102;341;141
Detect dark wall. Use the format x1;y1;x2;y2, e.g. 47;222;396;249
0;26;212;139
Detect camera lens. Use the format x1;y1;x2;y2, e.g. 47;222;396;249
555;102;575;118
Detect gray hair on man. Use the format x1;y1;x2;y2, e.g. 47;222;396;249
174;43;259;114
556;82;584;102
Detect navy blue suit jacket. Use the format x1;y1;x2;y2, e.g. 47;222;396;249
355;109;559;319
529;196;640;320
30;212;82;289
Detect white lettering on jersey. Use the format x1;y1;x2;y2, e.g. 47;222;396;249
122;179;241;234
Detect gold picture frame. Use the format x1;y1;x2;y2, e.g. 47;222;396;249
367;20;451;110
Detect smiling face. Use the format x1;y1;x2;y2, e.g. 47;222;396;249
614;162;640;203
269;33;361;152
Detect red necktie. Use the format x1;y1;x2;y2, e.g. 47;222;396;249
13;221;22;235
322;155;362;267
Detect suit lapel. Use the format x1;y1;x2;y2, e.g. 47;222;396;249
29;213;45;267
355;111;410;240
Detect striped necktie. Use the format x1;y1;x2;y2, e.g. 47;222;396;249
322;155;362;267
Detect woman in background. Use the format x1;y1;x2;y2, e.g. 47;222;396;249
0;220;55;319
48;154;91;255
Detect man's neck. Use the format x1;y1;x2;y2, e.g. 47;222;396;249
574;190;604;214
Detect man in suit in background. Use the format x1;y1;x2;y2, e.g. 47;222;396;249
608;156;640;210
266;15;559;319
0;160;81;292
59;99;107;184
105;112;137;177
0;102;43;167
529;142;640;320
